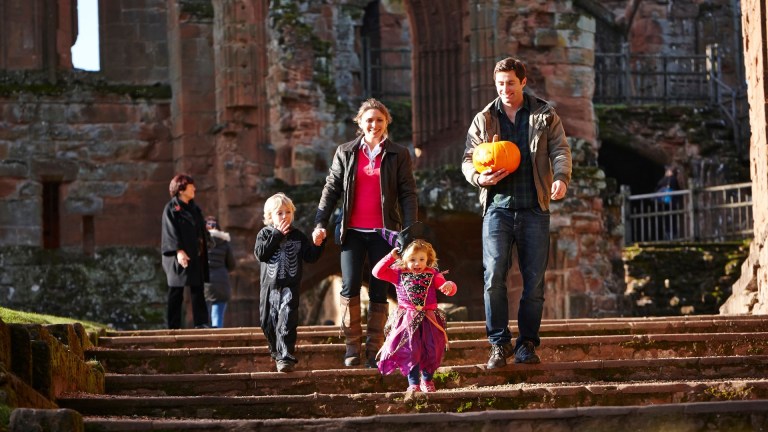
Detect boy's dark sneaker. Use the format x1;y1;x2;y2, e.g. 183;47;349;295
276;360;295;372
486;342;514;369
514;341;541;364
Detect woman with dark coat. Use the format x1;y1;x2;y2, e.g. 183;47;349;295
313;98;418;368
161;174;211;329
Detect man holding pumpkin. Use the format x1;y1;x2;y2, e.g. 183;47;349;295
462;57;572;369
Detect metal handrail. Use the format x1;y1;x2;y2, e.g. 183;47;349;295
623;182;752;245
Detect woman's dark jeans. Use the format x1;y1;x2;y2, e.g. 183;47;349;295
340;229;391;304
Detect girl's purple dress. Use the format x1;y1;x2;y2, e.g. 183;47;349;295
372;254;449;377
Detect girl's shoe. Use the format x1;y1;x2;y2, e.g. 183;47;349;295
406;384;421;392
420;380;436;392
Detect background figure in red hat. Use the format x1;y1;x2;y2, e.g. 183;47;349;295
372;238;457;393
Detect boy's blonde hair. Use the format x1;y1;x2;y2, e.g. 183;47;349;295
396;239;438;269
263;193;296;225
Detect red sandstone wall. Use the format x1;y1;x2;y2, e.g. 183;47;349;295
2;0;755;326
722;0;768;314
99;0;169;84
0;93;172;247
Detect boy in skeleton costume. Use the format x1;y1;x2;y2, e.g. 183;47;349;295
254;193;324;372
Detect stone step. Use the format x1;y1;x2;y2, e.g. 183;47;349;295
97;318;768;349
104;355;768;396
87;331;768;374
103;314;765;337
78;400;768;431
57;378;768;420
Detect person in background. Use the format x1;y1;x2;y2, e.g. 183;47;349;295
161;174;211;329
312;98;418;368
204;216;236;328
255;193;325;372
462;57;572;369
656;165;682;240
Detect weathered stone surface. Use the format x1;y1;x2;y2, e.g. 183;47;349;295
9;408;84;432
0;0;762;329
625;242;749;316
0;247;167;330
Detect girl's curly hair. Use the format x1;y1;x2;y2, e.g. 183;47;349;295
395;239;438;269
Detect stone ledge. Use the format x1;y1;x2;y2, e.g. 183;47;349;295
0;318;104;422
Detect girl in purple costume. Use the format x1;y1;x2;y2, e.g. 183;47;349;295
372;239;458;392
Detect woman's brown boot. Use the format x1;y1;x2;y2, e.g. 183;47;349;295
340;295;362;366
365;301;389;368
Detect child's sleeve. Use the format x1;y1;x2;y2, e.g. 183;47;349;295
372;253;399;285
253;227;283;262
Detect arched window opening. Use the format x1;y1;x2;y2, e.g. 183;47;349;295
360;1;413;145
71;0;100;71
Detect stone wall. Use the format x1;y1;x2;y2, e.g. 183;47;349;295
0;73;172;248
0;319;104;424
721;0;768;315
0;246;167;329
625;242;749;316
0;0;757;327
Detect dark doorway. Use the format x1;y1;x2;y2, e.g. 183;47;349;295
42;180;61;249
598;142;665;195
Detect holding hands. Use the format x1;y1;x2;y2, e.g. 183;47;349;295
312;228;326;246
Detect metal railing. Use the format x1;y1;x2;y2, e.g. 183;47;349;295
623;182;753;245
595;51;711;105
595;44;749;157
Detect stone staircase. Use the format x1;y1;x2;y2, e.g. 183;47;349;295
56;315;768;430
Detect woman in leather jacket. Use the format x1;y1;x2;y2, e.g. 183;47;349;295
313;98;418;368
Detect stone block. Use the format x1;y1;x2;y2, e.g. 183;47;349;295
0;200;39;226
31;340;53;399
9;408;84;432
9;325;32;385
29;159;78;182
0;158;29;178
63;195;102;215
46;324;85;360
568;293;593;317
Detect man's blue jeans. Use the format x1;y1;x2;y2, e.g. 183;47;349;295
482;206;550;349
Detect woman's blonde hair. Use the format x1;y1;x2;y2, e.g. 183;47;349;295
353;98;392;135
263;193;296;225
396;239;438;269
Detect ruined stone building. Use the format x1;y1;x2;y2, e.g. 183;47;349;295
0;0;765;328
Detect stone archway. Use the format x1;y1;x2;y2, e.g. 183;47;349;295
403;0;472;168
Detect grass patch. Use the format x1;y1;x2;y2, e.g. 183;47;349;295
0;306;108;335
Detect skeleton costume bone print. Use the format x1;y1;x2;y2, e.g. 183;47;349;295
265;238;303;280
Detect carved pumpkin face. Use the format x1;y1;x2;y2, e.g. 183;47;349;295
472;140;521;173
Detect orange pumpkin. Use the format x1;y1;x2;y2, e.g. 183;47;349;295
472;140;521;173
